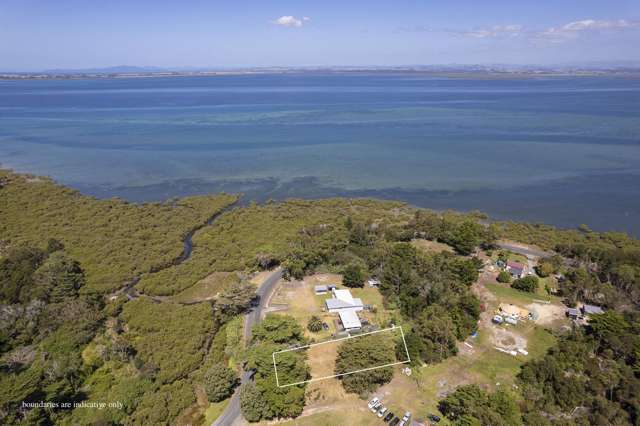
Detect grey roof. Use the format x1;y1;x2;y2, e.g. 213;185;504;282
566;308;580;316
582;304;605;315
325;297;363;310
314;285;328;292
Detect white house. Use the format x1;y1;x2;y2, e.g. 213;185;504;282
338;309;362;330
325;289;364;313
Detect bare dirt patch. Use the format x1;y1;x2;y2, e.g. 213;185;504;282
527;302;567;327
490;327;527;351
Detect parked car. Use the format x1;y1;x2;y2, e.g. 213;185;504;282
428;413;441;422
399;421;406;426
377;407;387;418
389;416;400;426
383;412;395;422
370;401;382;413
322;322;329;330
402;411;411;422
367;397;379;409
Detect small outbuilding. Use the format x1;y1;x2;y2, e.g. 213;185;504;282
314;285;328;295
581;304;605;316
566;308;580;319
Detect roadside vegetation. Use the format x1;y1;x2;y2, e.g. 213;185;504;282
241;314;309;421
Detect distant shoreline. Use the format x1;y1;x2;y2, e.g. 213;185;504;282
3;68;640;81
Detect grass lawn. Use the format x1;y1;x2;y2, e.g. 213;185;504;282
202;399;230;425
411;238;454;254
401;322;556;421
485;282;560;305
170;272;240;303
279;409;374;426
349;286;397;326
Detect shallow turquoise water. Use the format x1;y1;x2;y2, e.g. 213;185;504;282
1;73;639;234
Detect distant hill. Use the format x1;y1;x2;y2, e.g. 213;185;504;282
42;65;169;74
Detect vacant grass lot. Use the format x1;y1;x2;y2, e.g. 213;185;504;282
411;238;455;254
170;272;240;303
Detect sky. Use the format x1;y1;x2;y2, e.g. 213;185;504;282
1;0;640;70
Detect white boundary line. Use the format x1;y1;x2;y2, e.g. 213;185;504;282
273;326;411;388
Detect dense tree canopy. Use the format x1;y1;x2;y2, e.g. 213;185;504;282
517;312;640;425
439;385;522;426
242;314;309;421
204;364;239;402
342;262;365;288
251;314;306;346
497;270;511;283
334;333;396;394
511;276;539;293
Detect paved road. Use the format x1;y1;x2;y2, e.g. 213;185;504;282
497;241;552;259
213;268;283;426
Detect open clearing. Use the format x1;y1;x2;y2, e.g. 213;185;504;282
411;238;455;254
170;271;240;303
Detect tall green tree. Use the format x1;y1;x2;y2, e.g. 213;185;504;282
511;276;539;293
334;333;396;394
413;306;459;363
342;262;365;288
32;251;85;303
448;221;484;255
439;384;522;426
203;364;239;402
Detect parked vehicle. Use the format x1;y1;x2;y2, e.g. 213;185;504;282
399;421;406;426
428;413;441;422
370;401;382;413
383;412;395;422
377;406;387;418
402;411;411;422
322;322;329;330
367;397;379;409
389;416;400;426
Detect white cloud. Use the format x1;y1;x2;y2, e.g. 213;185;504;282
539;19;640;41
461;25;523;39
398;18;639;44
271;15;310;28
397;24;523;39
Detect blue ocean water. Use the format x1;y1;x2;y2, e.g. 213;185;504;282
1;73;639;234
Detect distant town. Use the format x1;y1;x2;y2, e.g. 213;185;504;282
2;64;640;80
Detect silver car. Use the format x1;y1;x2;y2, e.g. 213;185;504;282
377;406;388;418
